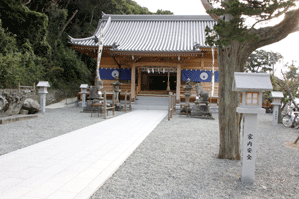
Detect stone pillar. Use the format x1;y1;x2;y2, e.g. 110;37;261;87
81;92;86;108
270;92;284;125
138;67;141;93
37;81;50;114
131;63;136;101
176;63;181;103
241;114;258;183
40;93;47;113
272;104;280;125
80;84;88;108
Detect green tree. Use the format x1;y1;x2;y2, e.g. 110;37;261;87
202;0;299;159
276;63;299;110
0;0;51;56
245;50;283;73
0;19;45;88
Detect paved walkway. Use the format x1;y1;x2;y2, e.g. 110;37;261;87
0;110;167;199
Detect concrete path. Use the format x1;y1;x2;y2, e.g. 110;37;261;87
0;110;167;199
46;97;77;109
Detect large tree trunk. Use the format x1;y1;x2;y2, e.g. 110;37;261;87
218;42;251;160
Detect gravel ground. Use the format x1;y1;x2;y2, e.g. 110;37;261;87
90;113;299;199
0;104;124;155
1;105;298;198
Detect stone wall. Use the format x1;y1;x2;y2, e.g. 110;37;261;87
0;88;77;106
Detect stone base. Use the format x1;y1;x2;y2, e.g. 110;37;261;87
180;106;191;115
115;104;123;111
191;104;214;119
0;114;38;124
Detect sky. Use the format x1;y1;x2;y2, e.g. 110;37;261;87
134;0;299;74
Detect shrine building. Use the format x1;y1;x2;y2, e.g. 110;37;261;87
69;13;218;103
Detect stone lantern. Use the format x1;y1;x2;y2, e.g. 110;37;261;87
270;91;284;125
80;84;88;108
111;75;122;110
233;72;273;183
180;78;193;115
183;78;193;107
37;81;50;113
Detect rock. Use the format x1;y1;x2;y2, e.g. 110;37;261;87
22;98;40;114
0;95;8;114
19;109;29;115
191;104;214;119
0;92;26;117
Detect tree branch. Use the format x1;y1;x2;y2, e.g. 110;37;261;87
250;6;290;29
200;0;219;21
59;9;78;37
23;0;31;6
253;8;299;49
280;70;299;110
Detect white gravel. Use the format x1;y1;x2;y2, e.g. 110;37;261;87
90;113;299;199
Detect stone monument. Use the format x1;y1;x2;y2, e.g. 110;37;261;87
80;84;88;108
270;91;284;125
83;79;104;112
37;81;50;113
233;72;273;183
111;75;123;111
180;78;193;115
191;83;213;119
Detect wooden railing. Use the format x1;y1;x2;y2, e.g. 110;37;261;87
90;91;115;119
123;90;132;112
168;92;176;121
18;82;35;99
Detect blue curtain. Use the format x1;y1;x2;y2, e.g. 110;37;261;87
182;69;219;82
181;70;219;82
100;68;219;82
214;71;219;82
99;68;133;80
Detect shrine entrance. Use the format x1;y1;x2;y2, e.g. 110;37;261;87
140;71;176;92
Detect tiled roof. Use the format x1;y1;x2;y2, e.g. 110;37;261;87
69;14;216;53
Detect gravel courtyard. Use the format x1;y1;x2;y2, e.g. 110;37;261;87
90;113;299;199
0;105;298;198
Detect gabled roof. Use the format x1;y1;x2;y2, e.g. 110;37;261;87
232;72;273;92
69;14;216;53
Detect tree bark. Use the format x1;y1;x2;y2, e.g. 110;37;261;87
218;42;250;160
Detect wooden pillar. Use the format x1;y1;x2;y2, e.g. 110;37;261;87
131;63;136;101
201;58;204;69
167;70;170;91
176;63;181;103
125;90;127;113
138;67;141;93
